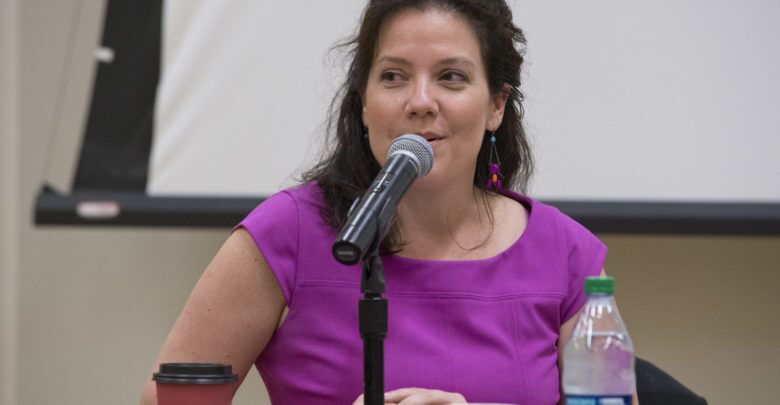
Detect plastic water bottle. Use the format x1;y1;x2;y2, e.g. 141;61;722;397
562;276;635;405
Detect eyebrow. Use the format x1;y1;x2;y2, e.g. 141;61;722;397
436;57;477;69
375;56;411;66
375;55;477;69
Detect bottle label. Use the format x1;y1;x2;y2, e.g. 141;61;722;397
566;395;631;405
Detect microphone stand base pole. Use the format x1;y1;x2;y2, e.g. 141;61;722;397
360;253;387;405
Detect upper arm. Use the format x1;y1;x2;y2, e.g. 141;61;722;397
140;228;285;404
557;270;606;405
558;269;607;353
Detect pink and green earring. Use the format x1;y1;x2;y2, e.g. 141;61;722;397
486;132;504;192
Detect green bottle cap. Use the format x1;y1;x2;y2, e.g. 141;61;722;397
584;276;614;294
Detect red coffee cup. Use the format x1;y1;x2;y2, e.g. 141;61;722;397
153;363;238;405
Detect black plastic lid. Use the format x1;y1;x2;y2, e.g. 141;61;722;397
152;363;238;384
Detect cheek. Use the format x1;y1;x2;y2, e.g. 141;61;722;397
365;123;390;165
369;139;387;166
450;101;490;143
363;102;390;136
446;98;490;167
450;92;492;124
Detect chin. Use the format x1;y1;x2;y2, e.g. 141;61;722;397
412;164;451;190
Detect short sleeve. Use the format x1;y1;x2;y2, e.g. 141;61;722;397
556;212;608;323
233;191;299;305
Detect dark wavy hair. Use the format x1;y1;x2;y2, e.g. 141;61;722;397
301;0;533;252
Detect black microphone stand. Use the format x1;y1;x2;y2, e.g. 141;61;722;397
360;240;387;405
333;135;431;404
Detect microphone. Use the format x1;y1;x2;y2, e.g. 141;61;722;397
332;134;434;265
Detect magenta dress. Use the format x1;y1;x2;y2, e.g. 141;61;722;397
236;182;606;404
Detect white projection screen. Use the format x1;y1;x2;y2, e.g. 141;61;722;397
149;0;780;203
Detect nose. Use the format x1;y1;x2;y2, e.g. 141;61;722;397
404;78;438;118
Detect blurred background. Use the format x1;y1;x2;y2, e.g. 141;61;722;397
1;0;779;404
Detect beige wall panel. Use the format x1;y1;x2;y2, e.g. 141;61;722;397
603;234;780;404
1;0;21;402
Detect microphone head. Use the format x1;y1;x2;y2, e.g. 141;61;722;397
387;134;434;177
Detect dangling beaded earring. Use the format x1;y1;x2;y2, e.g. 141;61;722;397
485;132;504;192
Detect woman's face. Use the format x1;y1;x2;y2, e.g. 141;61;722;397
362;8;507;188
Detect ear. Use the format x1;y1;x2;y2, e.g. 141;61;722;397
487;83;510;132
361;97;372;131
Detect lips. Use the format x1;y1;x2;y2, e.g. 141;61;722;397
417;131;446;143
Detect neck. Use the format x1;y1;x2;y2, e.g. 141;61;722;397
395;178;496;257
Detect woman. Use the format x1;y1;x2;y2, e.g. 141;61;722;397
141;1;636;404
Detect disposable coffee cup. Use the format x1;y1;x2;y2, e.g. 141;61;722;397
153;363;237;405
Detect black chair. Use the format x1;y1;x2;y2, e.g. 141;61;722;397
636;357;707;405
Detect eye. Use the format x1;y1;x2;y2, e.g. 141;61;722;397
440;70;468;83
380;70;405;83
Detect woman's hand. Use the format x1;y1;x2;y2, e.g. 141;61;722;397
352;387;467;405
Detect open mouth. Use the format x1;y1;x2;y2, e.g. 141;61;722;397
418;132;446;144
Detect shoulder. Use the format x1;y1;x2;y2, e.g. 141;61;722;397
499;190;604;254
235;182;325;304
491;193;529;249
235;182;330;257
508;195;607;321
499;190;565;233
536;201;599;248
241;182;323;226
515;193;591;237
